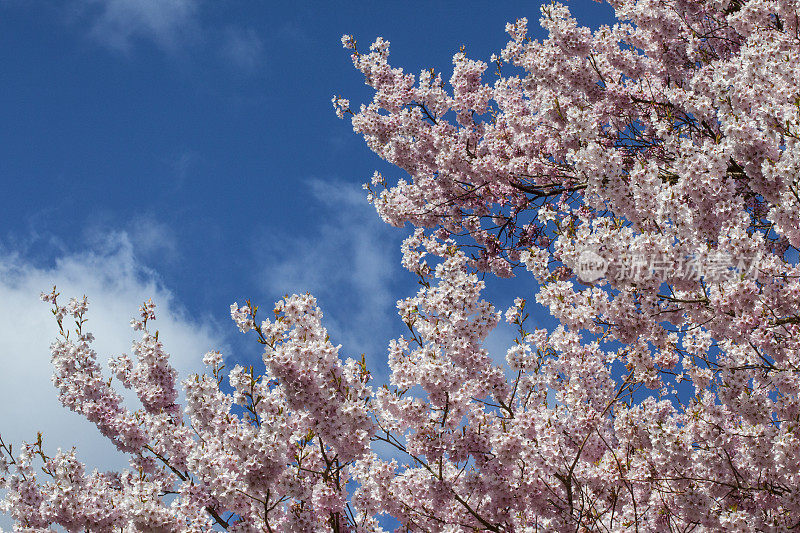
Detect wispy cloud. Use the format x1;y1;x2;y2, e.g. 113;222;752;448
70;0;267;75
220;26;264;74
169;149;200;191
77;0;200;53
257;180;410;372
0;232;225;482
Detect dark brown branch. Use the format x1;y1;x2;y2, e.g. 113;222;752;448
509;181;587;198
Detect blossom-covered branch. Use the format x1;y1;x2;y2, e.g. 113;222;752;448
3;0;800;530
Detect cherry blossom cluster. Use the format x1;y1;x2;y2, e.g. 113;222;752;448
2;291;374;531
3;0;800;530
337;0;798;527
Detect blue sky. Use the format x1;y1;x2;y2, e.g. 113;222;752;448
0;0;615;522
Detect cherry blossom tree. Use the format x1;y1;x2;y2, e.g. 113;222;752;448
3;0;800;530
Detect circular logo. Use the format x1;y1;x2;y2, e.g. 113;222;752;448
577;249;608;283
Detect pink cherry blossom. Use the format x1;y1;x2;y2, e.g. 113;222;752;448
4;1;800;530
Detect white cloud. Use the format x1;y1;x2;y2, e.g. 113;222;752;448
78;0;200;53
0;231;225;481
